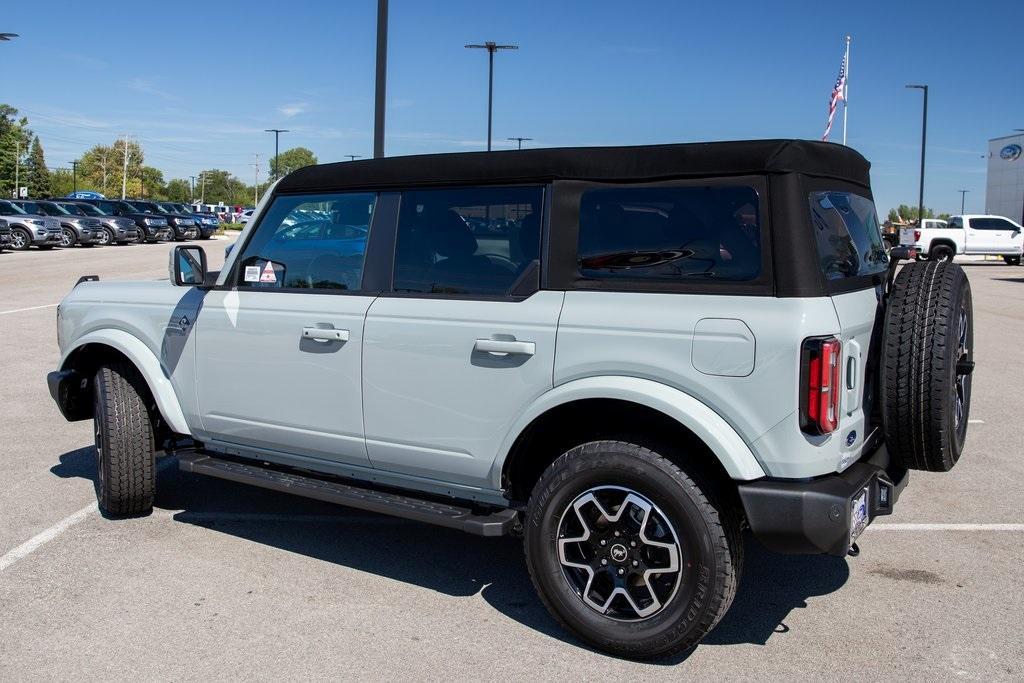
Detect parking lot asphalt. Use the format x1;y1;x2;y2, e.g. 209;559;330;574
1;243;1022;680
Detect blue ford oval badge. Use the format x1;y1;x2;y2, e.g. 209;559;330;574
1000;144;1022;161
846;430;857;447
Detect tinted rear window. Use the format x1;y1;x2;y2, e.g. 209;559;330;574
808;191;887;280
577;185;762;281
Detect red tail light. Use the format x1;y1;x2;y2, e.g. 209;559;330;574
800;336;842;435
914;229;921;242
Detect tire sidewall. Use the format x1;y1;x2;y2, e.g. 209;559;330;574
11;228;30;250
946;274;973;459
526;444;725;656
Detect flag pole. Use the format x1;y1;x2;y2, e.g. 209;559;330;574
842;35;850;145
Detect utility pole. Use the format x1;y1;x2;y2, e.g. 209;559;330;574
252;154;260;205
189;175;196;204
905;85;928;228
344;155;362;161
99;149;108;195
120;136;131;199
465;41;519;151
200;172;206;205
70;160;79;194
507;136;532;150
958;189;969;214
13;138;20;199
373;0;388;158
265;129;289;181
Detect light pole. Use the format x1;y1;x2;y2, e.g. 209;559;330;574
465;41;518;151
906;84;928;227
265;129;289;181
507;137;532;150
189;175;196;204
70;160;79;194
958;189;969;214
345;155;362;161
373;0;388;159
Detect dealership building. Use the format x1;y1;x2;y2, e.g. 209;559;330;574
985;133;1024;224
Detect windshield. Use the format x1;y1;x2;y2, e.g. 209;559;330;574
44;202;72;215
58;203;86;216
160;203;184;214
77;203;107;216
128;201;161;213
0;200;27;215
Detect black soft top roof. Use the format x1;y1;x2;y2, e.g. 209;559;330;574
277;139;870;193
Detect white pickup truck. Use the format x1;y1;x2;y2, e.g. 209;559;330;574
901;214;1024;265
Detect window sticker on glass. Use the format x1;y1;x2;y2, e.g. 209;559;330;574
244;265;260;282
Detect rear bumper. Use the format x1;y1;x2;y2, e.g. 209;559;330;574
738;443;908;556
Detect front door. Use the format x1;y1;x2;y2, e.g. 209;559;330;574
194;191;380;468
361;185;558;489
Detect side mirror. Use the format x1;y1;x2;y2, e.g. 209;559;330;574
171;245;207;286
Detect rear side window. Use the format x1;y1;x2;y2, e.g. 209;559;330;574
393;186;543;296
577;185;762;281
234;192;376;291
970;217;1016;230
808;191;887;280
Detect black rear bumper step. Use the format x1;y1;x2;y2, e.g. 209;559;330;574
177;452;518;537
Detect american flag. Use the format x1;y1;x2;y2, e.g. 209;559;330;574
822;54;847;142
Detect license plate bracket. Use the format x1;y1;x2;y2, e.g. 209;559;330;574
850;486;870;545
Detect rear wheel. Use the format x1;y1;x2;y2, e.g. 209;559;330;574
93;363;156;516
882;260;973;471
929;244;955;262
1003;255;1022;266
525;441;741;659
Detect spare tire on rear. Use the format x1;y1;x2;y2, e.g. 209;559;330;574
881;260;974;471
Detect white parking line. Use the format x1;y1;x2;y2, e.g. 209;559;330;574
0;303;59;316
869;523;1024;531
0;503;94;572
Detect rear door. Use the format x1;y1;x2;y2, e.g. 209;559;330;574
965;217;1008;253
808;189;890;465
193;192;379;468
361;185;560;489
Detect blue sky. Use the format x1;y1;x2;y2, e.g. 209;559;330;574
1;0;1021;214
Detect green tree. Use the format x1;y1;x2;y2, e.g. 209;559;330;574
25;136;52;197
0;104;32;198
140;166;167;200
166;178;192;202
78;144;116;197
887;208;899;223
50;168;73;197
269;147;317;180
890;204;939;223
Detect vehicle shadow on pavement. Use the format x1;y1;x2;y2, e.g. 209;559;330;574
51;448;849;662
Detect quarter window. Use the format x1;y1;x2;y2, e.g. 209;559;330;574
393;186;543;296
577;185;762;281
233;193;376;291
809;191;888;280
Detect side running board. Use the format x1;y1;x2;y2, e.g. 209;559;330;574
177;452;518;537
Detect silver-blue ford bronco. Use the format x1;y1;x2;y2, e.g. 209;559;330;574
48;140;974;658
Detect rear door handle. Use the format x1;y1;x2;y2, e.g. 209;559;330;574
474;339;535;356
302;327;349;342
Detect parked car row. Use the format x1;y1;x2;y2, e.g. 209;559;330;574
0;198;220;251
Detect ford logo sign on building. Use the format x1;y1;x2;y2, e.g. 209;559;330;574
1000;144;1022;161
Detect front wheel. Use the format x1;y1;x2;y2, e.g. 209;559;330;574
93;363;156;516
525;441;741;659
1004;255;1022;266
10;228;31;251
60;228;77;247
96;228;113;246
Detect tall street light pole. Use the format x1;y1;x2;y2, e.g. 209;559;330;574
507;136;532;150
373;0;388;159
70;160;79;194
959;190;969;214
265;129;289;181
906;84;928;227
465;41;518;151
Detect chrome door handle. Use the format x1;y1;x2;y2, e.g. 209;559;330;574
474;338;535;356
302;327;349;342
